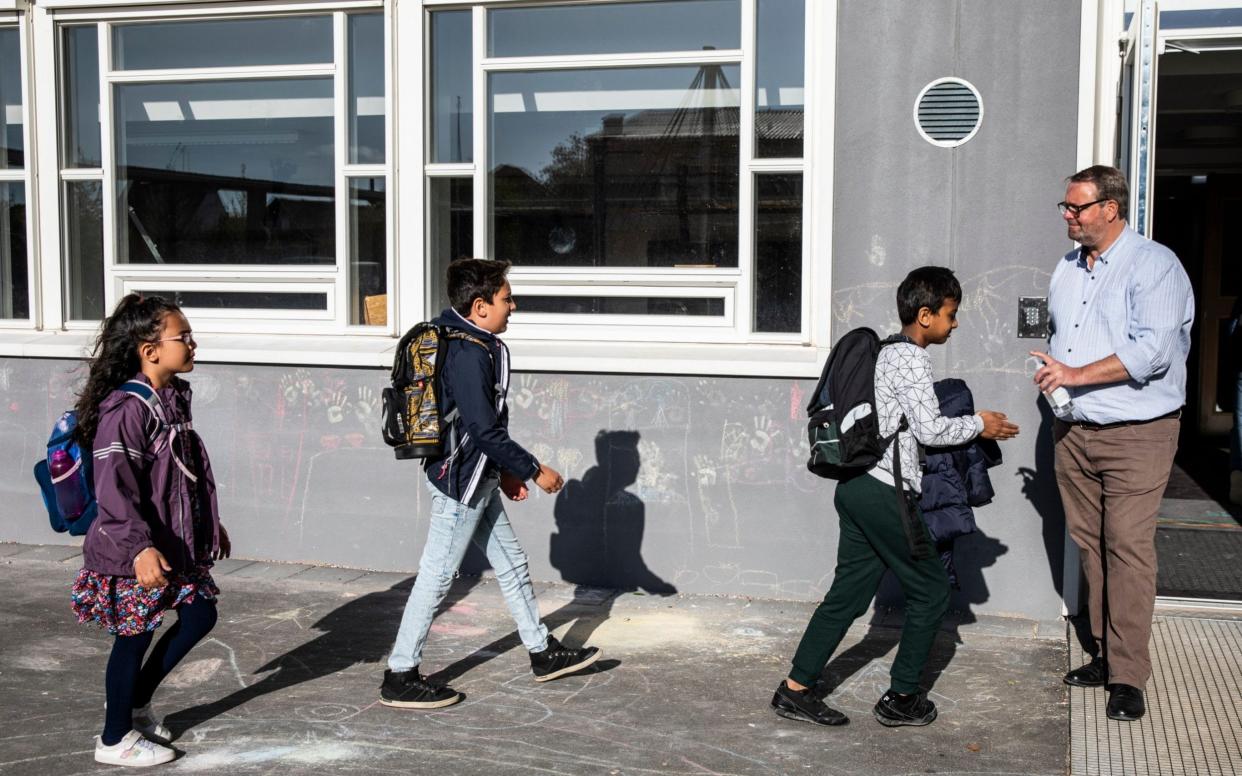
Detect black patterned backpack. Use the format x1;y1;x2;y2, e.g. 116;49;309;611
381;323;487;460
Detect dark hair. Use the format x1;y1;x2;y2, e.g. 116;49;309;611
448;258;511;316
1068;165;1129;220
74;293;181;446
896;266;962;325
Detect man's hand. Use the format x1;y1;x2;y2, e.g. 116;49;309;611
133;547;171;588
500;471;530;502
534;464;564;495
1029;351;1082;393
214;525;232;561
978;411;1020;441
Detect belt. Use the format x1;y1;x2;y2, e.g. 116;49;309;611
1066;409;1181;431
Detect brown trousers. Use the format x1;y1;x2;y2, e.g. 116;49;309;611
1054;417;1179;688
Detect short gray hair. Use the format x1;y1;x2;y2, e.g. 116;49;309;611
1068;165;1129;220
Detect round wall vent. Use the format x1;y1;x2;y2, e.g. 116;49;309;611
914;78;983;148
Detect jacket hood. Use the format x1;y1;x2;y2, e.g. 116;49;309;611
432;308;499;344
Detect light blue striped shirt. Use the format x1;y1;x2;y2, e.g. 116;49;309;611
1047;226;1194;424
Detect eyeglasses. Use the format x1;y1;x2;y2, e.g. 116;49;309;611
1057;198;1110;217
156;331;195;346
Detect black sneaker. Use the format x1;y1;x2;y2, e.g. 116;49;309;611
873;690;937;727
771;681;849;726
530;635;600;682
379;668;462;709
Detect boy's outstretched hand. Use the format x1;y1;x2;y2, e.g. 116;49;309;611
534;463;564;495
500;470;530;501
978;410;1020;440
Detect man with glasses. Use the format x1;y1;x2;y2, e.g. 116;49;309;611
1029;165;1193;722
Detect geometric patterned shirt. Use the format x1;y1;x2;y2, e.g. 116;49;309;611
869;340;983;493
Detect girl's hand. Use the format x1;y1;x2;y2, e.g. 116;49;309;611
134;547;171;588
214;525;232;560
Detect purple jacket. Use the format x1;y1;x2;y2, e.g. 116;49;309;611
81;374;220;577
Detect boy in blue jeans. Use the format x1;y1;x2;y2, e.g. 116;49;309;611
381;258;600;709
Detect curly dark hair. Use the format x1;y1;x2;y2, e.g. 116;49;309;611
74;293;181;446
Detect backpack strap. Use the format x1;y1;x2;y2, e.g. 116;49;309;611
118;380;197;483
438;330;497;464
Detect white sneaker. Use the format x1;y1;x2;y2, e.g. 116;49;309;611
132;705;172;744
94;730;176;767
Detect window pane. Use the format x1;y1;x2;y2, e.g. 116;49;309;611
490;66;740;268
113;17;332;70
349;13;385;164
64;181;104;320
1;28;23;169
489;0;740;57
519;295;724;316
430;11;472;164
144;290;327;310
62;26;102;168
349;177;386;326
115;79;335;265
754;174;801;332
428;178;472;313
755;0;804;158
1;182;27;318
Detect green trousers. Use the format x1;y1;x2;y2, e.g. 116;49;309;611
789;473;950;694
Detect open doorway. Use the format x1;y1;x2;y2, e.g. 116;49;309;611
1151;43;1242;601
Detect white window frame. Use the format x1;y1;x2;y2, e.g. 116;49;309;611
38;0;393;338
0;9;37;328
422;0;826;357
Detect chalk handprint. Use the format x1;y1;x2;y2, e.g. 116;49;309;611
326;391;348;424
354;385;378;423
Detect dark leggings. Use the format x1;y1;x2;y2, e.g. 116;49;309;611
102;595;218;746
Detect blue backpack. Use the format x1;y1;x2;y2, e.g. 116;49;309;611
33;381;168;535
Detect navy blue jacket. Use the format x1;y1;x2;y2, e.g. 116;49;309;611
920;378;1002;584
423;309;540;504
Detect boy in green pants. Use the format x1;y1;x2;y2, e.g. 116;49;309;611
773;266;1019;727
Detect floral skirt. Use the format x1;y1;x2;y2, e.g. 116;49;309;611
72;566;219;637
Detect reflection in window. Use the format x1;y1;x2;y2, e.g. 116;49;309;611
428;178;473;313
62;26;102;169
349;177;386;325
1;28;23;169
519;295;724;316
754;174;801;332
489;66;740;268
489;0;740;57
115;78;335;265
755;0;804;158
430;12;472;164
112;17;333;70
144;290;327;310
349;14;385;165
64;181;104;320
1;182;27;319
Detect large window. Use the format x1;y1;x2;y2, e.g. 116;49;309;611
426;0;808;342
57;10;390;332
0;23;29;323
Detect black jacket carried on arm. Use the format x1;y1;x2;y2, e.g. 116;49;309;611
424;309;540;504
919;378;1002;586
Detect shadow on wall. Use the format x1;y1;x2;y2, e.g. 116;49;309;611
550;430;677;645
1016;398;1069;604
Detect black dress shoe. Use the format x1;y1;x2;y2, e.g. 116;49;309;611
1063;656;1107;687
1106;683;1145;721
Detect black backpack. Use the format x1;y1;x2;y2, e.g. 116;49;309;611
806;328;906;479
381;323;488;460
805;328;932;559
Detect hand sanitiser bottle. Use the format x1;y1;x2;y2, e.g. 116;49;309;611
1026;356;1074;419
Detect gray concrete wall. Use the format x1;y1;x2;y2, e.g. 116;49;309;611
0;0;1084;621
830;0;1084;618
